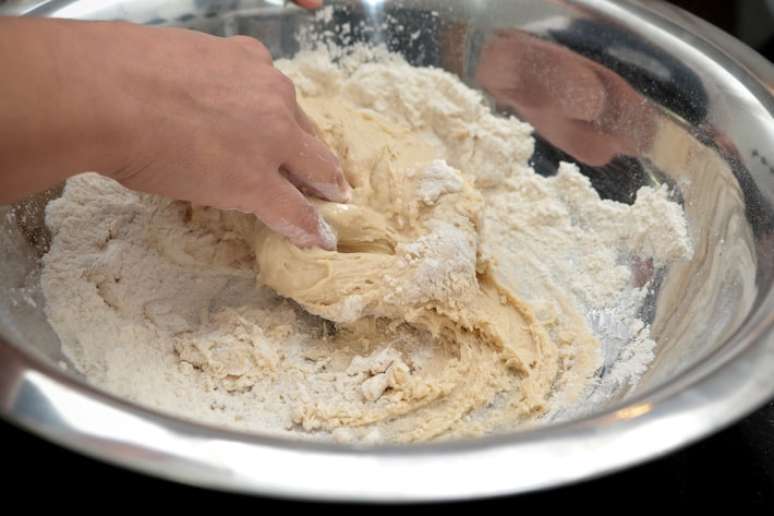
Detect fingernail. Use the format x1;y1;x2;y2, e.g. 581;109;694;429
338;174;353;202
311;175;352;203
274;215;335;251
334;180;352;203
332;163;353;202
317;216;337;251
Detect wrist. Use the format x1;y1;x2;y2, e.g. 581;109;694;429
63;20;148;179
0;17;152;201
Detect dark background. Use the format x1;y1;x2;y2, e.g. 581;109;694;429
676;0;774;61
4;0;774;509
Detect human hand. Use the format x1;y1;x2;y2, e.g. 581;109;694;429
291;0;325;8
103;24;348;250
0;12;347;251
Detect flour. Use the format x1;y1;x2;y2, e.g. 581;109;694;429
40;45;692;443
412;160;464;205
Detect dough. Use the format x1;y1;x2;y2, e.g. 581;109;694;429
185;63;585;441
40;47;692;444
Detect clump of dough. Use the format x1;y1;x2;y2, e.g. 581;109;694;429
175;309;280;392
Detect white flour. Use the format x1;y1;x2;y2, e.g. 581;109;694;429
40;46;692;443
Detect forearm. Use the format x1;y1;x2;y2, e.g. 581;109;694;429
0;14;348;250
0;17;131;202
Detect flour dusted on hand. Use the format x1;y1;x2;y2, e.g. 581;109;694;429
40;46;692;443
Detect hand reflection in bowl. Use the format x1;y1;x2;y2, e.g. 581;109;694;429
476;29;657;167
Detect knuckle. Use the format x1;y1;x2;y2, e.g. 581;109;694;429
292;201;322;233
271;70;297;100
256;110;298;153
273;113;298;140
229;35;272;62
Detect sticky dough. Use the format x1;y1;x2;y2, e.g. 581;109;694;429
202;91;572;441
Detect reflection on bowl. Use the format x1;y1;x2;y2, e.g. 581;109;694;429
0;0;773;502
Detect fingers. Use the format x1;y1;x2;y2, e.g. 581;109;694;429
291;0;323;9
228;35;273;64
245;168;337;250
295;104;322;137
243;57;348;203
282;131;352;203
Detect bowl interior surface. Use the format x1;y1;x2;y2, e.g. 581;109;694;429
1;0;773;501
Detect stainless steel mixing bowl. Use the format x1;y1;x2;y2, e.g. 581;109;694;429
1;0;773;502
